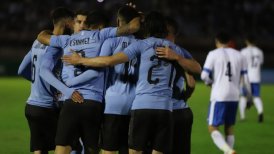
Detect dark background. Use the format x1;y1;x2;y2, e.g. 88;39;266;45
0;0;273;78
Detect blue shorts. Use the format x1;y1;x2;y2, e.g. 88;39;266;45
241;83;260;97
207;101;238;126
251;83;260;97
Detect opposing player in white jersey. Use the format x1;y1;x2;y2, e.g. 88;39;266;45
239;35;264;122
201;32;251;154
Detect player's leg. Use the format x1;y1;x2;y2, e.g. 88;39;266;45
239;87;248;120
118;115;131;154
25;104;58;154
239;96;247;120
55;146;72;154
81;100;103;154
128;110;152;154
152;110;173;154
55;100;81;154
101;114;129;154
251;83;263;122
224;125;235;149
224;101;238;149
170;108;193;154
180;108;193;154
208;101;235;153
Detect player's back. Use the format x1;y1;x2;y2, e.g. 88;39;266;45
27;40;55;108
171;74;188;109
128;37;181;111
241;46;263;82
105;36;138;94
59;28;117;101
102;36;138;114
209;47;245;101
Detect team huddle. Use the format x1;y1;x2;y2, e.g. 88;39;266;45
18;4;264;154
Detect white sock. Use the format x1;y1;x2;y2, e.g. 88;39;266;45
226;135;235;148
211;130;232;153
239;96;247;119
253;97;263;114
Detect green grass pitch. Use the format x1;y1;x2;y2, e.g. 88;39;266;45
0;77;273;154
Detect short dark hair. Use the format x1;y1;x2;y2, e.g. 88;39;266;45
245;34;256;44
215;31;231;44
143;11;168;38
117;6;139;23
50;7;74;24
85;10;108;28
75;9;88;17
165;17;179;35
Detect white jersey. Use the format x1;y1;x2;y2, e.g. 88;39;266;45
201;47;248;101
241;46;263;83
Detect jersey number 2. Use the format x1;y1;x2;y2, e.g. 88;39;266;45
147;55;174;87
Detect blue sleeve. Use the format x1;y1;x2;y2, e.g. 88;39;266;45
50;35;70;48
18;51;32;81
180;47;193;59
99;27;117;41
40;48;74;97
99;38;114;56
123;41;140;60
65;69;99;87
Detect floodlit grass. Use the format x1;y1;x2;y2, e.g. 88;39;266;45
0;77;273;154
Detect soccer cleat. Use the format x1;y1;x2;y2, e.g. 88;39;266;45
225;149;236;154
258;113;264;123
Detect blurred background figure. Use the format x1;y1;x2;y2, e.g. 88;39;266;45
239;35;264;123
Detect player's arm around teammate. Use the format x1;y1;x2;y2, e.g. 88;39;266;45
155;46;201;75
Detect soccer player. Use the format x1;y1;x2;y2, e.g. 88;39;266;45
158;17;198;154
73;10;88;34
37;10;141;154
239;35;264;122
17;7;83;154
98;6;140;154
39;9;89;154
201;32;251;154
62;11;200;154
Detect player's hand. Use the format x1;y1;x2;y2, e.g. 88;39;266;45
62;49;81;65
156;46;179;60
71;91;84;103
246;94;253;109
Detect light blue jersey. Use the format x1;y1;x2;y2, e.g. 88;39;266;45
18;40;56;108
100;36;138;115
50;27;117;102
39;46;74;101
171;47;193;110
123;37;189;111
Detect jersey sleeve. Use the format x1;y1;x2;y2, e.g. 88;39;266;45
99;38;114;56
50;35;70;48
99;27;118;41
241;55;248;75
240;55;251;95
18;50;32;81
202;51;214;73
201;51;214;85
65;69;99;87
40;47;74;97
123;41;141;60
179;47;193;59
